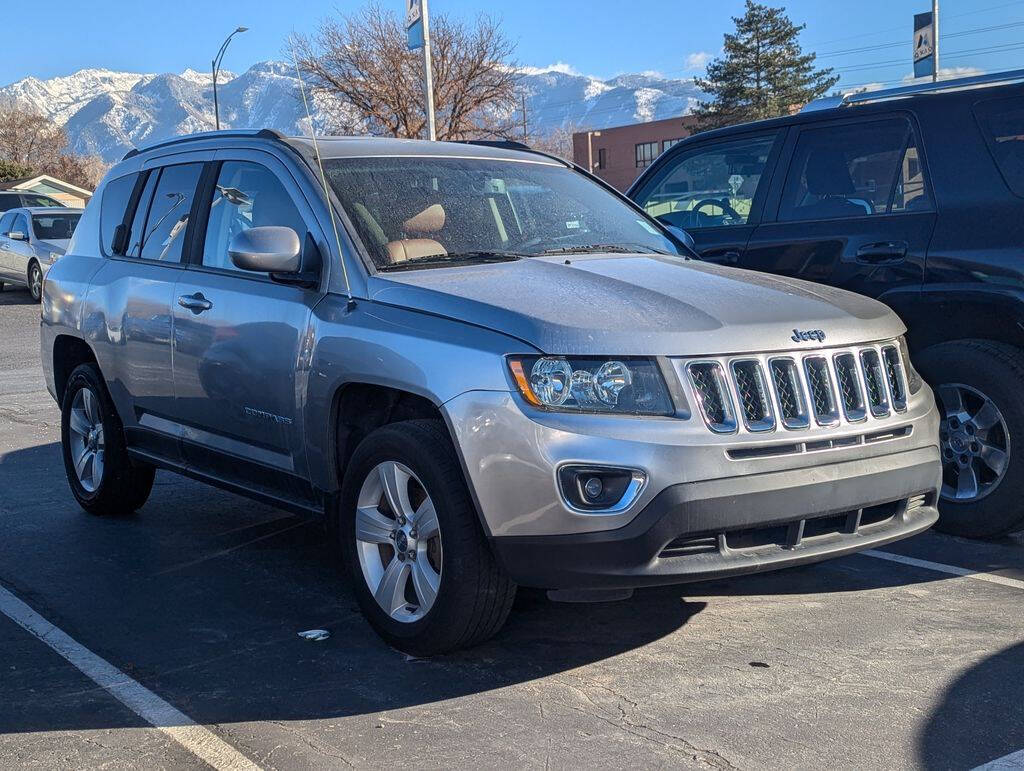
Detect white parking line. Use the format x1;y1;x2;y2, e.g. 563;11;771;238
971;748;1024;770
862;550;1024;590
0;585;260;771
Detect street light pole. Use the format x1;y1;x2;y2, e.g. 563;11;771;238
212;26;248;131
587;131;602;174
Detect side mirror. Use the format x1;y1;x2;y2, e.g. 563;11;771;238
228;226;301;274
665;224;696;253
8;230;27;242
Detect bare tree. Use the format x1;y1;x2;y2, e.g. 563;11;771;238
291;4;520;140
528;121;580;162
0;100;67;171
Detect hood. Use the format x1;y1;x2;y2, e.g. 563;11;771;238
367;254;905;356
38;239;70;254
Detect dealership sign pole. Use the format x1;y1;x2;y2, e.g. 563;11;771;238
406;0;437;141
913;1;940;82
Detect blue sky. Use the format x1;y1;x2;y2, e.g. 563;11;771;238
2;0;1022;89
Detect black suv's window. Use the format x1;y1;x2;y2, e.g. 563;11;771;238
100;173;138;255
0;193;19;212
635;133;777;230
779;118;927;221
201;161;307;274
132;163;203;262
973;96;1024;198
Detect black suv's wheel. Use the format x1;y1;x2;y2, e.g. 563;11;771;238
60;363;155;516
915;340;1024;538
338;419;515;655
27;261;42;303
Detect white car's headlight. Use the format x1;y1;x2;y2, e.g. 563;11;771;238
508;356;673;415
49;252;62;262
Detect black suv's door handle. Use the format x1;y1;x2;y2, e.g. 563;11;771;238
703;249;741;265
856;241;907;264
177;293;213;313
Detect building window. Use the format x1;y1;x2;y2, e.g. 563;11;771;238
596;148;607;169
635;142;659;168
663;138;684;152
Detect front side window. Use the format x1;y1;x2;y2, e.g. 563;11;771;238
0;212;15;233
635;142;659;168
779;118;924;221
33;213;81;240
201;161;307;274
974;95;1024;198
324;156;682;269
11;213;29;237
136;163;203;262
635;133;776;230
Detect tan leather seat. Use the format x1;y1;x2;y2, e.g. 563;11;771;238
384;203;448;263
385;238;447;263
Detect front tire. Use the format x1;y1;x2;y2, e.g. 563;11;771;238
60;363;154;516
339;419;515;655
27;261;42;303
915;340;1024;538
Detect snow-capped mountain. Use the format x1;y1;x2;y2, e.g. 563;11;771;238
0;62;704;162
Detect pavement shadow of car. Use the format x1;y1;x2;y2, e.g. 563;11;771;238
0;442;702;734
0;287;34;306
918;641;1024;769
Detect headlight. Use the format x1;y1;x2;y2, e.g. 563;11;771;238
897;336;923;394
49;252;61;262
507;356;673;415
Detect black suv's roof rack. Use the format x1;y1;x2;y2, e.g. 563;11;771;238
801;67;1024;113
122;128;287;161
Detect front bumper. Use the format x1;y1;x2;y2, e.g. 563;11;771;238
491;445;940;589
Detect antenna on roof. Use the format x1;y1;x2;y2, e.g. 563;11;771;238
291;45;354;307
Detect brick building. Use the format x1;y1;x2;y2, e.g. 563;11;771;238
571;115;700;191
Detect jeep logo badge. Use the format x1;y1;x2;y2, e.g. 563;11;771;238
791;328;826;343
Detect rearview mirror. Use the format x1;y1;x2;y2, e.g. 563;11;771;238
8;230;27;242
228;227;301;274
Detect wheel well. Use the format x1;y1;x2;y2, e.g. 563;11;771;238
52;336;97;403
898;299;1024;354
332;383;444;486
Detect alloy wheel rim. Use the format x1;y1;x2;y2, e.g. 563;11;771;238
936;383;1010;503
355;461;442;623
68;387;105;493
29;265;41;299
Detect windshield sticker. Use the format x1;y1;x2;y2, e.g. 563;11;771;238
565;220;580;229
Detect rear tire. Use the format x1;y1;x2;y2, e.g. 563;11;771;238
338;419;515;655
915;340;1024;538
27;261;42;303
60;363;155;516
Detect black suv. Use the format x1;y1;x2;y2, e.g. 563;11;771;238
629;71;1024;538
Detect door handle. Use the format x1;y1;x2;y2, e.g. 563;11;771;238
856;241;907;264
704;249;741;265
177;293;213;313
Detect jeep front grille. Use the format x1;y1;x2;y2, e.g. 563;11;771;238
687;361;736;433
681;341;910;434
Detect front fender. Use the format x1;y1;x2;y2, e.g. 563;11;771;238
303;295;538;493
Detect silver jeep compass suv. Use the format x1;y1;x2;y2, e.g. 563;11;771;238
41;130;942;655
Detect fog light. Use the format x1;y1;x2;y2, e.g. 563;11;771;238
557;465;646;513
583;476;604;500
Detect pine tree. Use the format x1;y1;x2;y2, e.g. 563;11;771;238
694;1;838;130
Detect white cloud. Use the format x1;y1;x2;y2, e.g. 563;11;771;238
684;52;713;72
901;66;984;83
518;62;581;77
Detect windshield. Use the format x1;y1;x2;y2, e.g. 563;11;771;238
32;213;81;240
324;156;683;269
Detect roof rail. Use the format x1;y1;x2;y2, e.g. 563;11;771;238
122;128;287;161
801;68;1024;113
456;139;533;151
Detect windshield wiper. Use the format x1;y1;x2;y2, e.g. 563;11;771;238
379;250;527;270
539;243;675;256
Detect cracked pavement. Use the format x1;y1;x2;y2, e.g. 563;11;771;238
1;287;1023;769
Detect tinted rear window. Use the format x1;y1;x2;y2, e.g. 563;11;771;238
974;96;1024;198
100;173;138;254
33;213;81;240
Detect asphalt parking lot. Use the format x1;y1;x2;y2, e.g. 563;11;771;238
1;286;1023;770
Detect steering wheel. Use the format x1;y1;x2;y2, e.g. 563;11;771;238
693;198;741;222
